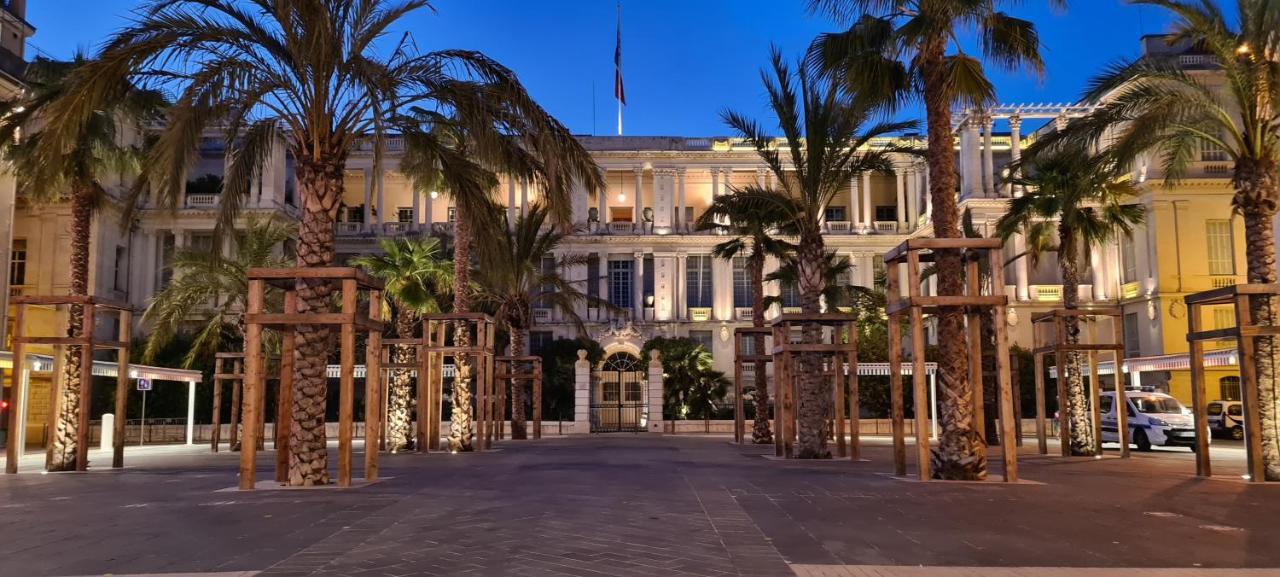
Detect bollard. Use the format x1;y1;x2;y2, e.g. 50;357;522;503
101;414;115;451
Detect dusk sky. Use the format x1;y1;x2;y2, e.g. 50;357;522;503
25;1;1203;136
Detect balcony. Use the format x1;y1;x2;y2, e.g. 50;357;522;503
688;307;712;322
607;222;636;235
826;221;853;234
184;193;220;209
873;221;900;234
383;222;411;235
533;308;552;323
735;307;754;321
335;222;363;236
0;46;24;81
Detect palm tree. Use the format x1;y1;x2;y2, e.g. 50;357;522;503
808;0;1061;479
696;192;795;444
471;202;602;440
1032;0;1279;479
643;337;730;421
351;237;452;452
723;48;910;458
0;56;165;471
35;0;599;480
142;215;295;368
996;148;1144;455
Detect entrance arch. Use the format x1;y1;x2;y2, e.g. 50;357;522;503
590;352;647;432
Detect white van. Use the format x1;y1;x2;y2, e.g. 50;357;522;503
1100;391;1202;452
1206;400;1244;440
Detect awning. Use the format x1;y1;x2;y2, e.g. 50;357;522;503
1047;348;1238;379
0;350;202;383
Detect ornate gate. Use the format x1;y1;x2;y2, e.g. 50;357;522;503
590;353;647;433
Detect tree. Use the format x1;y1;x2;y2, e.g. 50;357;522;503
642;337;729;421
808;0;1062;478
996;148;1144;455
537;337;604;423
36;0;599;480
0;56;165;471
471;203;603;439
1031;0;1280;479
696;192;794;444
351;237;452;452
722;47;908;458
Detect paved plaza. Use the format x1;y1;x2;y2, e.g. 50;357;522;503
0;435;1278;577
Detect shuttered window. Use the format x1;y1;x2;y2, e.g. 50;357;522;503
1205;220;1235;275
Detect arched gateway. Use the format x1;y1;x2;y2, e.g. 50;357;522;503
590;352;648;432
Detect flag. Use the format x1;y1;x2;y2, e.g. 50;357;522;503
614;3;625;106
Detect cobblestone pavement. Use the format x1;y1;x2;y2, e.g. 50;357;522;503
2;435;1278;577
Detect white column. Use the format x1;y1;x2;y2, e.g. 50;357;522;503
982;115;996;197
652;169;673;234
362;168;373;231
599;251;610;317
375;168;385;229
425;191;435;230
676;168;687;233
1009;115;1023;198
598;168;608;228
633;167;643;233
895;167;907;230
507;177;517;226
923;165;932;219
411;187;421;232
849;174;860;233
647;350;664;433
633;251;645;319
1090;248;1107;301
862;171;873;231
677;252;688;320
0;171;16;345
710;166;721;199
574;350;591;434
186;381;196;445
520;178;530;217
905;167;918;232
1014;233;1029;301
963;118;982;197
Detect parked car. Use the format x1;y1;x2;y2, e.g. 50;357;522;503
1206;400;1244;440
1100;391;1202;452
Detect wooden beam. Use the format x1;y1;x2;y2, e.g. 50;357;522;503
112;310;131;469
239;279;264;490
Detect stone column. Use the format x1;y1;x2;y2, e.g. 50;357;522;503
710;166;721;199
520;178;530;217
362;168;373;231
0;171;14;344
905;166;918;231
647;350;665;433
676;168;687;233
756;166;767;188
574;350;592;434
652;168;673;234
922;164;932;219
598;168;608;229
1090;247;1107;301
507;177;517;227
411;185;421;232
633;166;644;233
895;167;907;231
1014;233;1030;301
963;117;982;197
862;171;873;231
982;115;996;197
425;191;435;231
598;251;610;319
849;174;860;233
633;251;645;320
677;252;688;321
1009;115;1023;198
375;168;385;229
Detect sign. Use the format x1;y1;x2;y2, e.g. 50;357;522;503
136;378;152;392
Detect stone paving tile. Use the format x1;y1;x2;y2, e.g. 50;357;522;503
791;567;1280;577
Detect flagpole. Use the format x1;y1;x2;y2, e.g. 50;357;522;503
616;1;623;136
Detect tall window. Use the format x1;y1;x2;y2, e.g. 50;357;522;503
686;255;713;309
529;331;553;355
159;233;175;288
1220;376;1242;401
397;207;413;223
1205;220;1235;275
780;281;801;308
587;254;600;303
690;330;714;352
643;255;654;306
1200;138;1228;162
608;259;633;309
1123;312;1141;358
1120;233;1138;283
8;239;25;287
538;255;555;299
190;233;215;254
824;206;847;222
875;205;897;222
346;204;364;223
732;257;753;309
113;246;127;292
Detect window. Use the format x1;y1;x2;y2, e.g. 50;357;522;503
537;255;556;298
1205;220;1235;275
8;239;25;287
1123;312;1141;358
159;233;175;288
686;255;713;309
732;257;753;308
625;381;643;402
1200;138;1228;162
825;206;847;222
875;205;898;222
190;233;215;254
1120;232;1138;284
1207;402;1223;416
529;331;553;355
1100;395;1113;415
609;206;634;223
346;205;365;223
587;254;600;303
1220;376;1242;401
644;255;654;306
447;207;457;223
780;281;800;308
113;246;127;292
397;207;413;223
1213;307;1235;331
690;330;714;352
608;259;633;309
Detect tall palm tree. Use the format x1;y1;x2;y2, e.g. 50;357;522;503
722;48;910;458
1034;0;1280;479
0;56;165;471
142;215;295;368
808;0;1061;479
351;237;452;452
696;192;796;444
471;202;602;440
996;148;1145;456
35;0;599;480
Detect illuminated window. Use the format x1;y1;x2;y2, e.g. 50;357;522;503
732;257;753;308
8;239;25;287
608;260;633;309
686;255;713;309
1205;220;1235;275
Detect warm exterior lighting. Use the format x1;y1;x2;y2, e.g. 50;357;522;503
1237;43;1251;55
616;191;625;202
429;190;439;199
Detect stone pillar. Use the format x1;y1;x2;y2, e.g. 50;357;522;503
849;174;860;233
653;168;673;234
1090;248;1107;301
506;177;517;226
676;168;687;233
520;178;530;217
654;253;675;321
633;251;645;320
756;166;767;188
362;168;373;231
574;350;592;434
375;168;385;229
0;171;15;345
598;168;608;228
598;251;610;318
1009;115;1023;198
922;164;933;218
633;166;644;233
1014;232;1030;301
713;255;733;321
963;117;982;197
862;171;873;231
905;166;918;231
677;252;689;321
710;166;721;199
425;191;435;231
895;167;907;230
411;186;421;232
648;349;665;433
982;115;996;197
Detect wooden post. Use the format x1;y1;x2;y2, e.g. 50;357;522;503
1188;303;1210;477
486;321;497;449
338;278;357;487
211;357;223;452
533;360;543;440
256;356;267;451
834;349;847;458
275;291;296;482
112;310;131;468
906;251;930;482
432;322;445;451
1034;352;1047;455
887;262;906;476
847;322;861;462
417;326;432;452
1113;317;1129;459
1234;294;1266;482
733;334;744;444
4;303;24;474
1087;321;1102;456
989;255;1018;482
364;289;382;482
229;359;242;450
74;304;94;472
965;257;985;445
239;279;264;490
1055;317;1070;457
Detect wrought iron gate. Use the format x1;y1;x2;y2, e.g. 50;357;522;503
590;353;647;433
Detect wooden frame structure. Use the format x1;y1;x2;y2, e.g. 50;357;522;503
733;327;773;445
769;313;860;460
1185;284;1274;482
210;352;244;453
240;267;383;490
210;351;288;465
5;296;131;474
423;313;496;451
1031;308;1128;458
495;355;543;440
885;238;1018;482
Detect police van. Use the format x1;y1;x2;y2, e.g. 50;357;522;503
1100;391;1201;452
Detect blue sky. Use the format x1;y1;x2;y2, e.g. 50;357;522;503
26;1;1189;136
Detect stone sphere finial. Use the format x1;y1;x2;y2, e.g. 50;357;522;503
577;349;588;361
649;349;660;361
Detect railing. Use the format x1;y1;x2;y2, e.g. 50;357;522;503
688;307;712;322
827;221;853;234
782;306;802;315
1121;281;1142;300
1178;54;1217;68
383;222;410;235
185;193;219;208
1212;276;1241;289
533;308;552;323
735;307;754;321
1030;285;1062;302
608;222;635;234
431;222;454;235
335;222;363;236
874;221;899;234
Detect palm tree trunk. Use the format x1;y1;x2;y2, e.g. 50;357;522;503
48;186;93;471
920;39;986;480
1059;230;1096;456
749;251;773;444
387;312;416;452
795;231;830;458
509;326;528;440
1238;158;1280;480
448;205;475;452
981;307;1000;444
287;159;345;486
